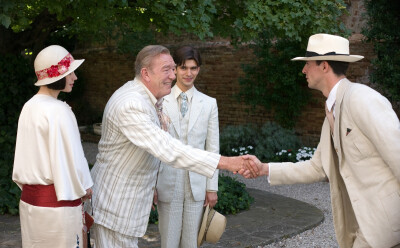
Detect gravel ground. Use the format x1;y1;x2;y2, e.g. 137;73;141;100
228;173;339;248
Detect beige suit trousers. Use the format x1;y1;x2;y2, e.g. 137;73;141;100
158;169;204;248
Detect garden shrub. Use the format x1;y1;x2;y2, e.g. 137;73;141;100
254;122;302;161
270;147;317;163
220;122;302;162
214;174;254;215
0;54;36;214
220;124;257;157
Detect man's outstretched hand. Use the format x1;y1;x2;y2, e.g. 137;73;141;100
217;155;268;178
239;155;269;179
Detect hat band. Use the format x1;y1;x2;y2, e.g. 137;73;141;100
305;51;349;57
35;53;75;80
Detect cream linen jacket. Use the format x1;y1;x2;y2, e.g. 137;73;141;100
269;79;400;248
156;86;219;202
90;79;220;237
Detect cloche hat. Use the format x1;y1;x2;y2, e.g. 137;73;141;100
197;205;227;247
34;45;84;86
292;33;364;62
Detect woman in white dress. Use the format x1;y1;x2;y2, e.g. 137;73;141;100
12;45;93;248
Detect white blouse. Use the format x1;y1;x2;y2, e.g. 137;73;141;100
13;94;93;201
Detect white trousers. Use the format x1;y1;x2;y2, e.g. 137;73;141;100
158;170;204;248
92;223;138;248
19;200;83;248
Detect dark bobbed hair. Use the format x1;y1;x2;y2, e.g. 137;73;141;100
46;77;66;90
316;60;349;76
173;46;202;67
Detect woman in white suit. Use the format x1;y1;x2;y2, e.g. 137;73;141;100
155;46;219;248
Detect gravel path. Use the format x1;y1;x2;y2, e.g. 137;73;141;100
228;173;338;248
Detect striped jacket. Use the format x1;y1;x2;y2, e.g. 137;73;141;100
90;78;220;237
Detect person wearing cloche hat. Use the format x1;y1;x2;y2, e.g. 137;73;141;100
12;45;93;248
245;34;400;248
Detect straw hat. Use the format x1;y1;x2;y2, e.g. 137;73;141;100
292;33;364;62
34;45;84;86
197;205;227;247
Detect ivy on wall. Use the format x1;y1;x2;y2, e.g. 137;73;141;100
363;0;400;103
236;0;349;128
237;31;311;128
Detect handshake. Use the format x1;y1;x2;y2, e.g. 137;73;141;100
218;155;269;179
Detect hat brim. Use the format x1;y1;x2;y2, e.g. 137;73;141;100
197;205;210;247
205;210;227;244
34;59;85;86
291;55;363;62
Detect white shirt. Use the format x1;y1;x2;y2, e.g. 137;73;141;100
326;78;345;117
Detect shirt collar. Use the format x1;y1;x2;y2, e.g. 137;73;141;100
173;85;194;102
326;78;345;112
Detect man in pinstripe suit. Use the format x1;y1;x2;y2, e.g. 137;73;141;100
90;45;257;248
154;46;219;248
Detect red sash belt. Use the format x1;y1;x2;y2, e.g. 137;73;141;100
21;184;81;207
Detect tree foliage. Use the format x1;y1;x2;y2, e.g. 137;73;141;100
362;0;400;103
2;0;348;55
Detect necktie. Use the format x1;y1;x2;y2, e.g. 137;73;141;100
155;100;169;131
325;103;335;135
180;92;188;117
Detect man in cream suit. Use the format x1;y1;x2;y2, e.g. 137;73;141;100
247;34;400;248
90;45;258;248
154;46;219;248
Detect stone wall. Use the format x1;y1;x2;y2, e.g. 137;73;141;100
73;0;385;147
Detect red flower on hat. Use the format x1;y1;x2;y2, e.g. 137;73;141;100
58;56;72;68
47;65;61;78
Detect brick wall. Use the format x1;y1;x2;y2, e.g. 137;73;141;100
73;0;393;147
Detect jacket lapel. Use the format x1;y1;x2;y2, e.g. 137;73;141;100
164;92;181;137
188;88;203;134
334;78;350;164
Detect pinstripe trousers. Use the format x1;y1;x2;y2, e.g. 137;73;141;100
92;223;138;248
157;169;204;248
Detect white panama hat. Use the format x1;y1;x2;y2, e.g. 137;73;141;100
197;205;227;247
291;33;364;62
34;45;84;86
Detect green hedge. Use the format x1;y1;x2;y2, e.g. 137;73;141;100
220;122;302;162
0;54;36;214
